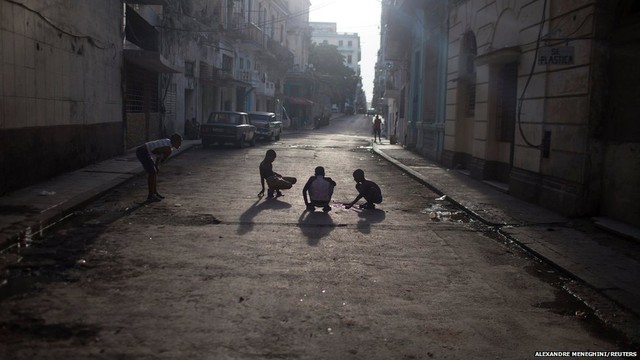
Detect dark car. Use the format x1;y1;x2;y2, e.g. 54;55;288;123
345;105;354;115
200;111;256;148
248;112;282;141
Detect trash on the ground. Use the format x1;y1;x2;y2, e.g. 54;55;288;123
436;195;447;201
423;203;470;223
38;190;56;196
575;311;586;319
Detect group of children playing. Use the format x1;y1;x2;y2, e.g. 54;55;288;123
136;136;382;211
259;149;383;212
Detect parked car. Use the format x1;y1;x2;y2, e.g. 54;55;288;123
248;112;282;141
200;111;256;148
345;105;354;115
366;108;376;116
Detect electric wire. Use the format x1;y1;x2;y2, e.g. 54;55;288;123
156;1;336;34
3;0;115;51
516;0;548;149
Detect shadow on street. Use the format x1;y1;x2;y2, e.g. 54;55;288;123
297;210;336;246
237;198;292;235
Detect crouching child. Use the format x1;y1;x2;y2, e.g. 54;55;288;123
302;166;336;212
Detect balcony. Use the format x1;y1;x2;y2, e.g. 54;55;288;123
256;81;276;97
231;69;275;96
266;38;294;67
199;64;237;85
228;14;265;51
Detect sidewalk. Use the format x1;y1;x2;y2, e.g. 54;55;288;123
0;136;638;342
372;142;640;323
0;140;199;252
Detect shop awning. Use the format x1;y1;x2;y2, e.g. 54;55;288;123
286;96;314;105
124;49;181;73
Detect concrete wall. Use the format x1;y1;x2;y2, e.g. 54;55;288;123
443;0;601;217
0;0;123;194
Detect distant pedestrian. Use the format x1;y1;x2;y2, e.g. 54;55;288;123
344;169;382;210
303;166;336;212
136;133;182;202
259;149;297;198
373;115;382;143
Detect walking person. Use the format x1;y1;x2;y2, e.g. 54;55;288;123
258;149;297;198
136;133;182;202
302;166;337;212
373;115;383;143
344;169;383;210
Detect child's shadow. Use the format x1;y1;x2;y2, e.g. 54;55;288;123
238;198;291;235
355;208;386;234
298;210;336;246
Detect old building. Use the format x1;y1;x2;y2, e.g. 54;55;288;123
379;0;640;227
0;1;124;194
309;22;361;75
1;0;312;195
379;0;448;157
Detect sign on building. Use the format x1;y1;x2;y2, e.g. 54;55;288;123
538;46;575;65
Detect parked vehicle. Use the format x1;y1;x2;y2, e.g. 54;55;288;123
314;113;331;128
366;108;376;116
345;105;354;115
200;111;256;148
248;112;282;141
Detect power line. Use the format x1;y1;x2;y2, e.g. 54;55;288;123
3;0;115;51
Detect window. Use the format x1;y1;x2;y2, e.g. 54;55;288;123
348;40;352;47
222;54;233;71
185;61;194;77
347;55;352;64
339;40;343;47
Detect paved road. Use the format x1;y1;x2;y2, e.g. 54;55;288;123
0;114;632;359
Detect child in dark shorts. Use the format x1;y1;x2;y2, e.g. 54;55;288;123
344;169;382;210
258;149;297;198
136;133;182;202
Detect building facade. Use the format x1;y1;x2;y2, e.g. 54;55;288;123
379;0;640;226
0;0;311;195
0;0;124;194
309;22;361;75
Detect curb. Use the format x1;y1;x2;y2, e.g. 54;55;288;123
0;143;196;253
371;143;640;345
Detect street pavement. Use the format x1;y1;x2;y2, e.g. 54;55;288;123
1;132;639;343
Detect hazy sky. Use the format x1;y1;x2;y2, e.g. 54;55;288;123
308;0;382;103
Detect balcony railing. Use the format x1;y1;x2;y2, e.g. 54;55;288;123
199;64;234;84
228;14;265;49
267;38;294;65
257;81;275;97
